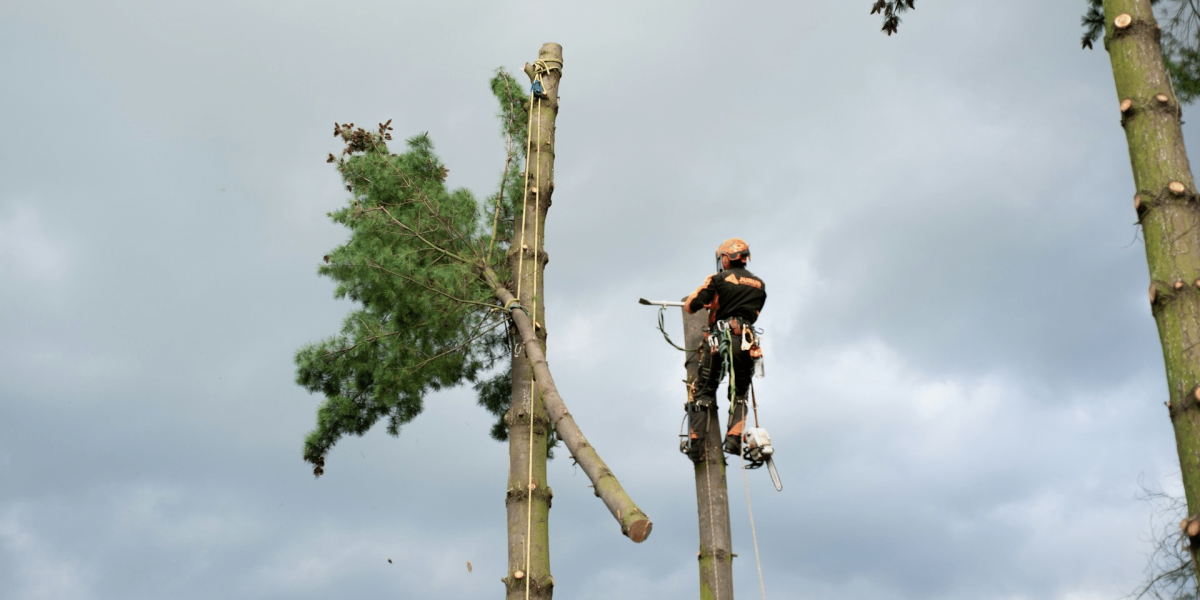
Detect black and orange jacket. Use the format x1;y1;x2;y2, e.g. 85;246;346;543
684;266;767;326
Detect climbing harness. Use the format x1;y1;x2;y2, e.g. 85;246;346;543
641;300;779;599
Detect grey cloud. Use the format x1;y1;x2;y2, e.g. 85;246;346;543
0;0;1189;598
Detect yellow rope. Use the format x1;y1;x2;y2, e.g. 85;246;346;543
513;52;557;600
520;91;544;600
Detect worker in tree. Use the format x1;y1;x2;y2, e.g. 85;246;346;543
682;238;766;462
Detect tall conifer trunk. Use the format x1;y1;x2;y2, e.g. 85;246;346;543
682;307;736;600
503;43;562;600
1103;0;1200;577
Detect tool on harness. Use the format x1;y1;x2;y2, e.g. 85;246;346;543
740;383;781;491
741;429;781;491
720;325;781;492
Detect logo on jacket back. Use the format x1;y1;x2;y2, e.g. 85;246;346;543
724;273;763;289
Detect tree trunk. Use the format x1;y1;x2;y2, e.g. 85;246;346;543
683;307;735;600
502;42;563;600
1103;0;1200;578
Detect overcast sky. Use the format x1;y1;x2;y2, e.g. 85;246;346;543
0;1;1189;599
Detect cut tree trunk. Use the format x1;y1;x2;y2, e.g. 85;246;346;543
683;306;735;600
501;42;562;600
495;42;652;600
1103;0;1200;578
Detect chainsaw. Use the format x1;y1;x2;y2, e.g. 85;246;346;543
742;427;782;491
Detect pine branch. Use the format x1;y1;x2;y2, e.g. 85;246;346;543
870;0;915;36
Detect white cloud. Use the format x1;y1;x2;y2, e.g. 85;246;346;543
0;204;70;284
0;506;97;600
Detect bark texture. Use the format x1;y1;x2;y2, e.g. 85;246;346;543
501;42;563;600
484;266;654;543
684;307;735;600
491;40;652;600
1104;0;1200;578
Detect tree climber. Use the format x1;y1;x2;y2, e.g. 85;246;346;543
682;238;767;462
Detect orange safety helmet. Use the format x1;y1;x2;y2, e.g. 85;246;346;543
715;238;751;271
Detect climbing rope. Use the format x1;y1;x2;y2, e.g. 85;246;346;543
513;80;545;600
657;306;693;352
528;58;562;99
740;451;767;600
727;323;766;599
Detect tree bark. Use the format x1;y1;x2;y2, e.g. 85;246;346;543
501;42;563;600
484;265;654;543
494;42;651;600
683;307;735;600
1103;0;1200;579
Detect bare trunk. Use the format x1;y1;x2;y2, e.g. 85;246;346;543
501;43;562;600
1103;0;1200;579
682;307;735;600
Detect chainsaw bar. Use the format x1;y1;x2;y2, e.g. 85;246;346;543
766;457;782;491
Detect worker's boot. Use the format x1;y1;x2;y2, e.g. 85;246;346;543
723;396;748;455
685;396;715;463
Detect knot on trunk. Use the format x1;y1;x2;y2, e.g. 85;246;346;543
503;410;553;433
503;572;554;595
1170;388;1200;419
1132;186;1200;220
505;484;554;507
1106;13;1160;45
1147;280;1191;312
1181;514;1200;539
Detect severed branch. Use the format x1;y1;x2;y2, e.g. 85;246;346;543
480;263;653;543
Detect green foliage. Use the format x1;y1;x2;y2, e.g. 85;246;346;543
485;69;533;260
1080;0;1107;50
296;70;534;476
870;0;915;36
1079;0;1200;103
474;369;513;442
473;369;558;457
